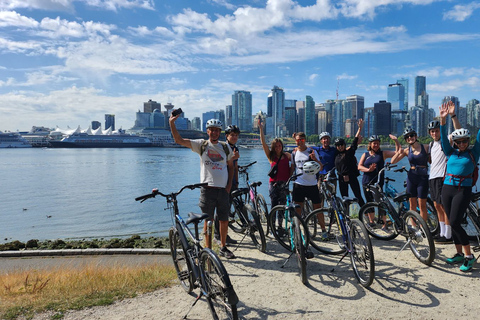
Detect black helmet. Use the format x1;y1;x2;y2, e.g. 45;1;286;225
334;138;345;146
427;120;440;130
225;125;240;134
403;127;416;139
368;135;380;142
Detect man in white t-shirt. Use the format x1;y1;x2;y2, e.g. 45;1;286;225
170;114;236;259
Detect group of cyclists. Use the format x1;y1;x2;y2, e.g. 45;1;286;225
170;100;480;272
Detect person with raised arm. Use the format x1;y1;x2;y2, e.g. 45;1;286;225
439;102;480;272
170;112;237;259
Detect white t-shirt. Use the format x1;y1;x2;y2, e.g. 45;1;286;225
190;139;233;188
293;148;320;186
429;140;447;180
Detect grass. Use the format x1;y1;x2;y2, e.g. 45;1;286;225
0;262;177;319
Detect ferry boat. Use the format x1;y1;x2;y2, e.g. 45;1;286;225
49;132;152;148
0;132;32;148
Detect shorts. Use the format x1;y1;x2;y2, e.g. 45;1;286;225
429;177;444;204
406;171;429;199
199;187;230;221
292;183;321;204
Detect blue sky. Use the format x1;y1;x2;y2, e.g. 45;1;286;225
1;0;479;131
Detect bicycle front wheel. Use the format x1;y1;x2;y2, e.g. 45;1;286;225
169;228;194;293
294;216;308;285
403;210;435;265
268;205;292;251
199;248;239;320
244;204;267;252
255;193;270;236
359;202;398;240
229;201;247;234
305;208;345;255
349;219;375;288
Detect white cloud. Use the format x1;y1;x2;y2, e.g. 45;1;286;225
0;0;154;11
0;11;39;28
309;74;319;81
337;73;358;80
428;77;480;93
443;2;480;22
208;0;237;10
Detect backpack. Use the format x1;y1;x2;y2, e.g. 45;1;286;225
200;140;230;158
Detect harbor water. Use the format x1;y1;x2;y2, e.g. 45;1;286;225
1;147;478;243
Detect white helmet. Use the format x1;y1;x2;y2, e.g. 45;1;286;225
206;119;222;129
319;132;331;140
451;128;470;141
303;161;321;175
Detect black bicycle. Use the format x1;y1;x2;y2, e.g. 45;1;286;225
461;192;480;246
359;164;435;265
136;183;239;320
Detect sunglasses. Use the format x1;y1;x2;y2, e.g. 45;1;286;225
405;134;416;139
456;139;469;145
296;138;305;142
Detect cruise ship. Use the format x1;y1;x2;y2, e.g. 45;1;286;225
49;132;152;148
0;132;32;148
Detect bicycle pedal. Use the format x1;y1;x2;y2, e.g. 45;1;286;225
306;251;314;259
473;245;480;253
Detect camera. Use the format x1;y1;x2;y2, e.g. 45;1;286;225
172;108;183;117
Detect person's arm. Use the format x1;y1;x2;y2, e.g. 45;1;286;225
258;119;271;161
439;103;453;155
226;158;234;193
389;134;401;153
358;153;370;173
446;101;461;130
390;147;407;164
169;113;192;149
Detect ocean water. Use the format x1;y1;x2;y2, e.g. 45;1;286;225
2;147;476;243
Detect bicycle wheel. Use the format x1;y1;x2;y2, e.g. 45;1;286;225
268;205;292;251
294;216;308;285
403;210;435;265
228;200;247;234
425;197;439;235
255;193;270;236
169;228;194;293
305;208;345;255
461;203;480;241
244;203;267;252
359;202;398;240
302;199;313;219
199;248;239;320
349;219;375;288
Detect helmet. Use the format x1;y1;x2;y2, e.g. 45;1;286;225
403;127;416;139
368;135;380;142
225;125;240;134
334;138;345;146
303;161;321;175
206;119;222;129
427;120;440;130
319;132;331;140
451;128;470;141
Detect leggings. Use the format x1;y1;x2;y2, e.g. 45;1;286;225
441;184;472;246
338;175;365;207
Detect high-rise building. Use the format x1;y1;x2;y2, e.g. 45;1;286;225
267;86;285;136
91;121;101;130
364;107;375;137
373;101;391;136
285;107;297;136
225;105;233;126
105;114;115;131
317;108;328;134
202;110;225;131
305;95;315;136
150;109;165;128
332;100;344;137
391;110;408;137
232;90;253;132
397;78;409;110
387;83;405;111
144;99;161;113
414;76;426;103
466;99;480;128
134;112;150;128
191;117;201;131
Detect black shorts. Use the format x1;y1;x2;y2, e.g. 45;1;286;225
406;171;429;199
292;184;321;204
199;187;230;221
429;177;444;204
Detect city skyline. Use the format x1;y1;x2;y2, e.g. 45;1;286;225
1;1;480;131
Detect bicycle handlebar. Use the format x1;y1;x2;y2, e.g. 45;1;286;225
135;183;208;202
238;161;257;171
393;166;407;173
367;163;397;187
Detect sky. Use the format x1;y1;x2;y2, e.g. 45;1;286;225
1;0;480;132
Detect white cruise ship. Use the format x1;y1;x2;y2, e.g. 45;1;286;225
0;132;32;148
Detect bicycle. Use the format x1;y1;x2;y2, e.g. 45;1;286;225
384;166;439;235
359;163;436;265
461;192;480;246
305;169;375;288
229;161;269;238
135;183;239;320
267;173;311;285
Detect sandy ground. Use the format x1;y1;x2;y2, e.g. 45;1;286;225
27;234;480;320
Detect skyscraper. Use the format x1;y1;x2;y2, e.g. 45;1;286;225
373;101;391;136
144;99;161;113
387;83;405;110
332;100;344;137
232;90;252;132
397;78;409;110
305;95;315;136
105;114;115;131
268;86;285;136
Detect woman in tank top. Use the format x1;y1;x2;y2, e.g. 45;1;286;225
391;127;430;223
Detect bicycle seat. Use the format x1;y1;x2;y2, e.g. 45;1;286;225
341;197;358;207
231;188;249;198
250;181;262;188
393;192;411;203
186;212;210;225
471;192;480;202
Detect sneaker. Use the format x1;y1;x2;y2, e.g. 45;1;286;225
368;222;376;228
460;255;475;272
219;246;236;259
226;235;237;245
306;250;314;259
446;252;465;264
321;232;330;241
435;236;453;244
